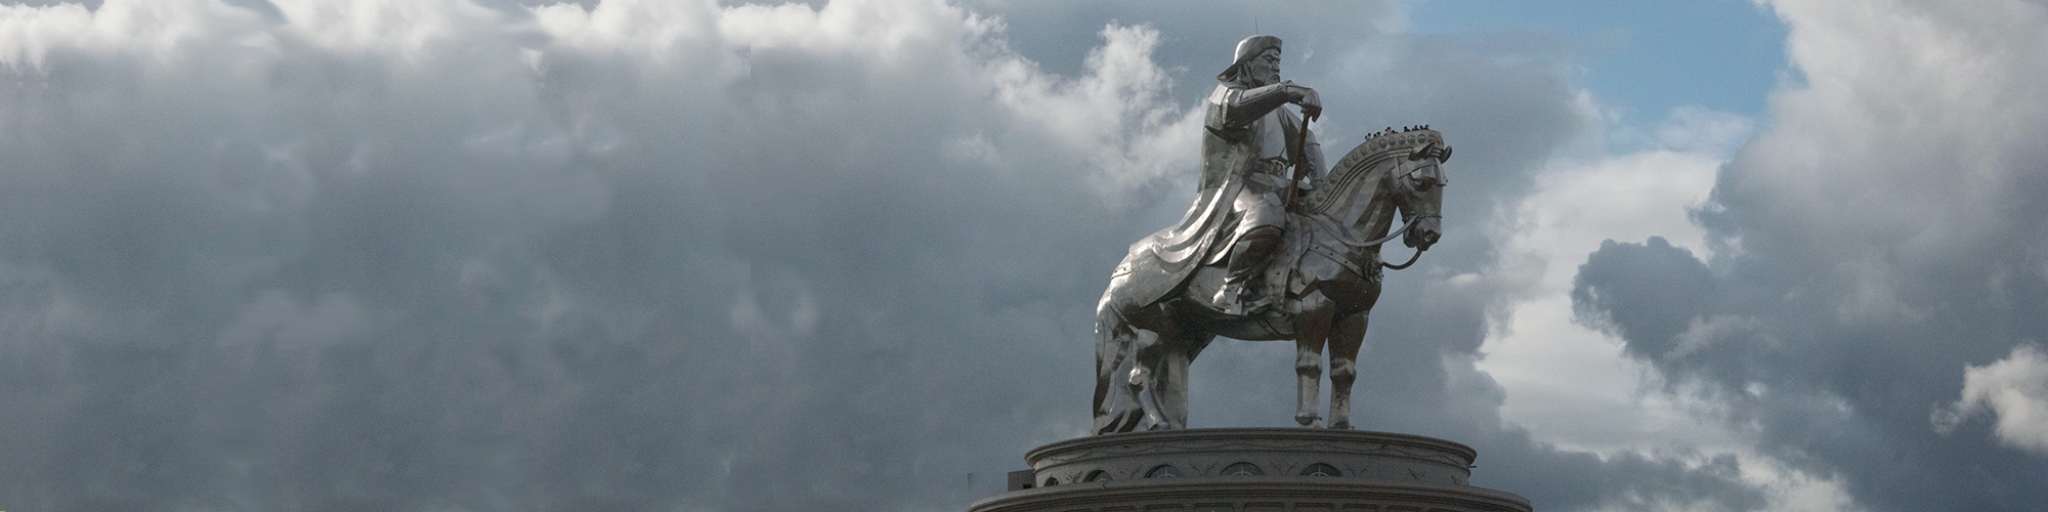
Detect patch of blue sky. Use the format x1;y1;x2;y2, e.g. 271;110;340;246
1407;0;1788;131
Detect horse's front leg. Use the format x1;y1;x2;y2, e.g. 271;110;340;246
1327;311;1367;429
1293;296;1336;427
1156;331;1213;430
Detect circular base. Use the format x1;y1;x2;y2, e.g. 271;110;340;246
970;429;1530;512
971;478;1530;512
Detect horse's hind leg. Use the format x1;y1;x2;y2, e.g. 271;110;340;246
1293;300;1336;427
1327;311;1367;430
1094;309;1140;434
1127;327;1172;430
1095;301;1162;434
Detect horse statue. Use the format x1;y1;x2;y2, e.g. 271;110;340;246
1093;128;1450;433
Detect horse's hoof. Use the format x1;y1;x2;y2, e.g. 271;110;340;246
1328;419;1353;430
1141;415;1173;431
1295;414;1322;428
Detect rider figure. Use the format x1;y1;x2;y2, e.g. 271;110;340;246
1205;35;1324;315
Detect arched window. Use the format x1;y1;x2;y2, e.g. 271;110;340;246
1300;463;1341;477
1146;465;1184;478
1083;470;1109;482
1221;462;1265;476
1042;476;1060;487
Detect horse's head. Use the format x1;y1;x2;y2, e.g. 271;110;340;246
1309;129;1451;254
1396;141;1450;250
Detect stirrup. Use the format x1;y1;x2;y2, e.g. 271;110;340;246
1213;281;1246;315
1241;295;1274;314
1213;281;1270;316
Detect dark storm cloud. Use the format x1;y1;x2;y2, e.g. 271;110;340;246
0;1;1762;511
1572;237;1718;362
1572;0;2048;510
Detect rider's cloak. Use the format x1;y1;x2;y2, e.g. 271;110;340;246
1103;82;1316;313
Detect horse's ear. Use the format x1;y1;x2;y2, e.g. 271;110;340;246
1408;142;1437;160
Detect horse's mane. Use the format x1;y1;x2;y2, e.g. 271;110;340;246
1302;129;1443;215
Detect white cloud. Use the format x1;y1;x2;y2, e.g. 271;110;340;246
1730;0;2048;318
1479;105;1729;452
1934;342;2048;454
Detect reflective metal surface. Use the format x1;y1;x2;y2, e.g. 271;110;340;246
1092;36;1453;434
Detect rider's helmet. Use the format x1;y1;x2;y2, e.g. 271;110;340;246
1217;35;1282;82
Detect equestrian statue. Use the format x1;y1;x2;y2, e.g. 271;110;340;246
1093;35;1453;434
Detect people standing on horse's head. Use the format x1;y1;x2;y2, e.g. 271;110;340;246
1203;35;1325;315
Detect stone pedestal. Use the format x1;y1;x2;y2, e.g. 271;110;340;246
970;428;1530;512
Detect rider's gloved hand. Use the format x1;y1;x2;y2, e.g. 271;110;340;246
1285;81;1321;121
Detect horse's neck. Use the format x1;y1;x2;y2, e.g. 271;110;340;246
1349;192;1399;254
1326;168;1397;246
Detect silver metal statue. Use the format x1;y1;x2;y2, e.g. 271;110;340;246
1093;35;1452;433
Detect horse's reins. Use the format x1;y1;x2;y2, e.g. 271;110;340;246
1338;213;1434;270
1291;213;1432;302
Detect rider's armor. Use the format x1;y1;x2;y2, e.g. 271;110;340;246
1203;62;1324;315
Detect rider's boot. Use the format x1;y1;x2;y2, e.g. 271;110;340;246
1214;229;1280;315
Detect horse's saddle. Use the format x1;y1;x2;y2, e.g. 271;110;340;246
1109;175;1377;317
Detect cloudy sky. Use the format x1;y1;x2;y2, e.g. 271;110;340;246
0;0;2043;511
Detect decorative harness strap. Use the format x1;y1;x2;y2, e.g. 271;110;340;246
1304;239;1369;280
1300;212;1434;278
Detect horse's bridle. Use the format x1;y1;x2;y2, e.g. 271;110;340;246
1363;214;1437;270
1381;145;1447;270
